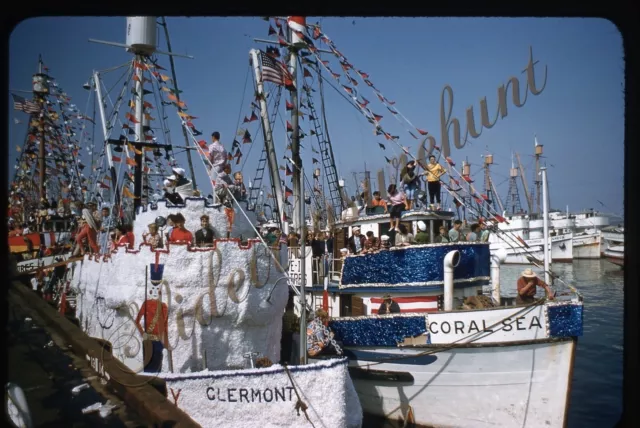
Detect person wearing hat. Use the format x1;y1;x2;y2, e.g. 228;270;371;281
517;268;554;305
347;226;366;255
378;294;401;315
380;235;391;250
169;167;195;199
163;178;184;205
414;220;429;244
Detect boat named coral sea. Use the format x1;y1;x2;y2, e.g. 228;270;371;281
298;178;582;427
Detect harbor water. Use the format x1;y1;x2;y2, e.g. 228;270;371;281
363;258;624;427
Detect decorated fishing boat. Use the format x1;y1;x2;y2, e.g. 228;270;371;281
8;57;88;273
300;169;583;428
66;16;361;427
245;19;584;427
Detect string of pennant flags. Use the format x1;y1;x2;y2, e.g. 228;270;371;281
260;18;511;226
10;58;94;217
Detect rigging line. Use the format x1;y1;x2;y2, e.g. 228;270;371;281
307;30;422;141
99;66;133;203
239;75;275;171
95;61;133;75
149;64;173;178
104;65;132;99
79;82;96;191
317;72;362;115
234;64;252;137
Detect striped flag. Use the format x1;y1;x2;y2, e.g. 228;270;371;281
260;51;293;87
12;94;41;114
370;296;440;314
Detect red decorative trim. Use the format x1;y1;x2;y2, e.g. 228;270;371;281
104;238;265;259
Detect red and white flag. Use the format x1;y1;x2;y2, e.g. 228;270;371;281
370;296;439;314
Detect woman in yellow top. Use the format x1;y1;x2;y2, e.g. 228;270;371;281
423;155;446;210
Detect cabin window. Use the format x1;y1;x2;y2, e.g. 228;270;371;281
378;222;394;238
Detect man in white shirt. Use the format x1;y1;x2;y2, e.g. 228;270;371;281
208;132;232;185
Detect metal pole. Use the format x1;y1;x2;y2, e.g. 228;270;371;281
36;58;46;204
541;167;551;285
159;16;197;191
288;17;303;233
299;162;307;365
93;72;120;209
133;55;144;215
249;49;286;227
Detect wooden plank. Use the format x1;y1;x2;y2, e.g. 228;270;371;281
9;281;201;427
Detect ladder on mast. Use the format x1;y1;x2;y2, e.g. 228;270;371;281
303;84;343;217
246;86;283;217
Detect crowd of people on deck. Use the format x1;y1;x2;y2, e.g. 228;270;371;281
355;155;447;217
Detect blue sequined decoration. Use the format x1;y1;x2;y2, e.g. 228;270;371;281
340;244;490;287
547;304;583;337
329;316;427;347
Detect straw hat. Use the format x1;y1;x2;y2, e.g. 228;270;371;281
383;293;392;299
521;268;537;278
352;226;361;232
315;308;328;319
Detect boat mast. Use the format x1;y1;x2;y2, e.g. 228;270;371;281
132;52;146;213
515;152;533;213
483;152;493;207
534;135;543;214
93;71;120;209
249;49;286;227
286;15;308;365
33;55;48;203
288;16;304;233
89;16;193;218
541;166;551;284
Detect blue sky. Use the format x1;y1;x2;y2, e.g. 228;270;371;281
8;17;624;217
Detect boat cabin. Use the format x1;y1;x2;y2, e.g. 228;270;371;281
288;209;492;319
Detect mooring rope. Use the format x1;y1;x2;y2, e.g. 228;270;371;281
283;363;316;427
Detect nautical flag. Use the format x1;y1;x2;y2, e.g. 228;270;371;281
260;51;293;88
12;94;40;114
370;296;439;314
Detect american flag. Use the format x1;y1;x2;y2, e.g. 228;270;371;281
260;51;291;86
370;296;440;314
12;94;41;114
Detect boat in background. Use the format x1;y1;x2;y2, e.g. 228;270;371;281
488;213;573;264
603;244;624;267
601;225;624;252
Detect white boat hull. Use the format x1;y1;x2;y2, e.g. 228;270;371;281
159;358;362;428
572;233;602;259
603;245;624;267
346;338;576;428
496;246;544;265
